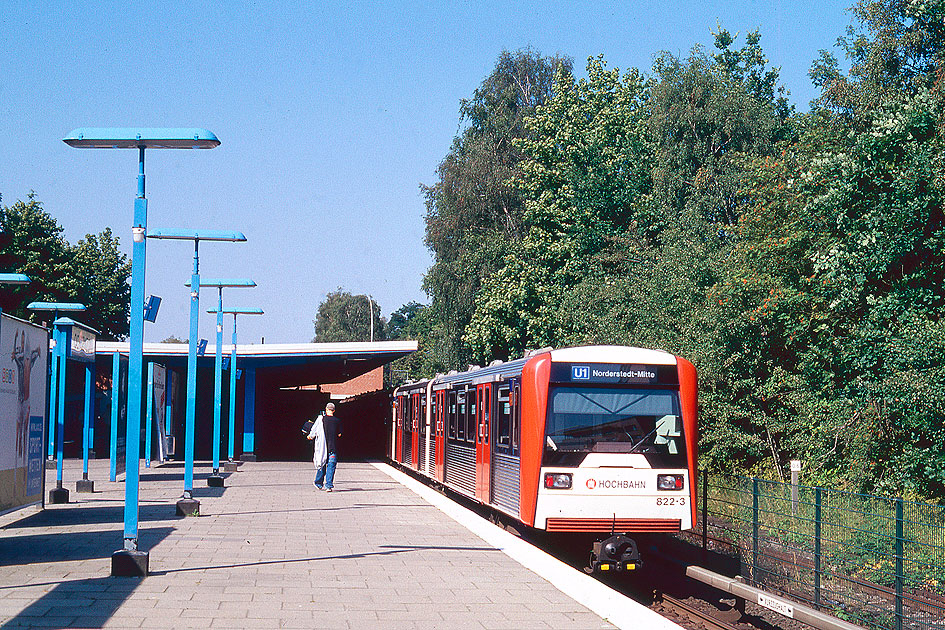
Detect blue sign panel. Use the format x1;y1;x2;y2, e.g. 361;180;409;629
572;366;590;380
551;362;679;385
26;415;43;496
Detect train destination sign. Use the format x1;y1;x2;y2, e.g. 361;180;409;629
551;363;678;385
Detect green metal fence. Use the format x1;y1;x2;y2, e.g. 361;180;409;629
696;472;945;630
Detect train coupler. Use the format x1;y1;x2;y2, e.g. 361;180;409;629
586;534;641;573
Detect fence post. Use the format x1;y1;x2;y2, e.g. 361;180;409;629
702;468;708;552
815;487;822;610
895;498;904;630
752;477;759;586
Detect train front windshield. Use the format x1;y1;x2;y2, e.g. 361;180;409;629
544;386;686;467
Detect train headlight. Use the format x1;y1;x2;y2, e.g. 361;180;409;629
544;473;572;489
657;474;684;491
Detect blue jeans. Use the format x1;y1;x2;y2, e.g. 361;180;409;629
314;452;337;489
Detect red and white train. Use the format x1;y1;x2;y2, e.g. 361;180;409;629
391;345;698;571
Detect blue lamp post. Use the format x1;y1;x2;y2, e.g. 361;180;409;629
189;279;255;487
63;127;220;578
147;229;246;516
207;307;263;472
26;302;86;504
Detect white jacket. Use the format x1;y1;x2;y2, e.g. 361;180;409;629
309;414;327;468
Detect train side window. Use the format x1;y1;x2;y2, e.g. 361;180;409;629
420;396;427;436
482;386;490;444
467;389;477;444
448;390;457;439
437;393;444;434
496;386;511;451
456;390;466;441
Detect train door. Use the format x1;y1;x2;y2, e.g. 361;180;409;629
411;392;421;469
476;383;493;503
394;395;403;463
420;393;429;473
435;390;445;481
513;381;521;455
402;395;412;464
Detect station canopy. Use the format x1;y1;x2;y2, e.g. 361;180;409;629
95;340;418;388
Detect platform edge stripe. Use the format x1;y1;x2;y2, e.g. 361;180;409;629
372;462;684;630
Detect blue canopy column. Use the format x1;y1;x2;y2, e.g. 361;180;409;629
191;279;256;488
209;307;264;473
26;302;86;504
240;367;258;461
108;351;123;482
62;319;99;494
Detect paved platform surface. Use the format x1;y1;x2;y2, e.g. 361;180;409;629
0;459;676;629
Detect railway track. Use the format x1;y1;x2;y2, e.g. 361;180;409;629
653;590;741;630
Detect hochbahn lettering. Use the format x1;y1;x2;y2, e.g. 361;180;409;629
586;478;646;489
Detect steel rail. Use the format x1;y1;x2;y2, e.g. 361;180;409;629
652;590;740;630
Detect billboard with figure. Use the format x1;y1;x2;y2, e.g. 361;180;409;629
0;314;48;514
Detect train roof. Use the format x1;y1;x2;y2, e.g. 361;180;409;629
394;345;678;395
549;345;677;365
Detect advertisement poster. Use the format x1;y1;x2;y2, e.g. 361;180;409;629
0;314;48;514
112;354;128;475
152;364;168;462
69;325;96;362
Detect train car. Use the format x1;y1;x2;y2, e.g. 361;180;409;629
391;345;697;572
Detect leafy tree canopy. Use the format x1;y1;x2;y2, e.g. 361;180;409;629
313;288;386;343
0;193;130;340
422;48;573;368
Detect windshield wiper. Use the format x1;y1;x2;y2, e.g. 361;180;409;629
628;428;657;453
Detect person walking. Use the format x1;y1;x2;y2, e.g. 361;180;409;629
308;402;341;491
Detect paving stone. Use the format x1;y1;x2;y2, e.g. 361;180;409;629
0;459;629;629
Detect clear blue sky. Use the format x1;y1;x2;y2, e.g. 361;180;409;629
0;1;853;344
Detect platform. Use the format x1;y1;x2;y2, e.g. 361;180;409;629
0;459;681;629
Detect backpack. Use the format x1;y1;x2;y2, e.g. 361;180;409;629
302;414;324;436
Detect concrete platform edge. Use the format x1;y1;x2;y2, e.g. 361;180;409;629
373;462;683;630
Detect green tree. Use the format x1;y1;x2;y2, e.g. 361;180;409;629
646;29;793;234
386;301;426;340
0;193;131;340
811;0;945;121
313;289;385;343
465;56;650;361
467;30;791;364
0;193;72;314
422;48;572;369
385;301;442;384
64;228;131;340
707;0;945;495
